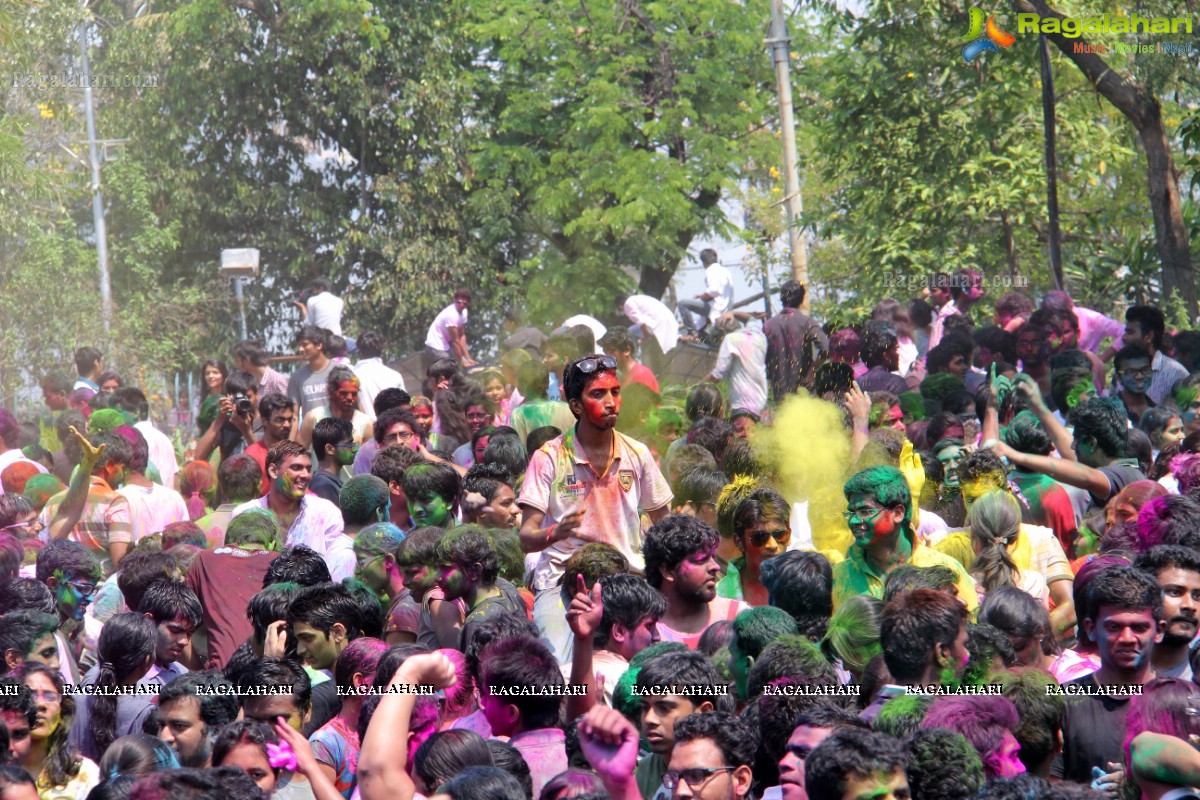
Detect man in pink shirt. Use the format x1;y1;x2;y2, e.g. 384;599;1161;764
1042;290;1125;361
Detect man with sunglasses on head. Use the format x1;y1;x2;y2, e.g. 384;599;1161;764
519;354;673;640
832;465;977;612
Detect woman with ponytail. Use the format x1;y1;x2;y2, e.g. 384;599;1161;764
968;490;1049;607
12;662;100;799
67;613;156;761
178;461;216;521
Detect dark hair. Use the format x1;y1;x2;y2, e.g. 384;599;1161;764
673;711;757;769
461;613;538;682
880;589;968;682
525;426;561;454
1126;305;1166;350
0;610;59;671
0;494;33;529
115;551;178;613
139;579;203;627
36;539;101;584
905;727;985;800
233;339;271;368
598;328;636;355
595;574;667;649
10;663;79;785
256;393;294;421
211;719;280;775
672;466;728;510
236;657;312;715
561;353;617;407
685;384;725;422
686;416;734;464
758;551;833;640
462;463;513;505
247;584;302;645
805;728;908;800
41;371;74;396
263;545;331;587
158;671;241;731
413;730;493;793
481;435;527;478
860;321;898;368
978;587;1054;661
437;526;502;585
635;649;722;697
91;613;157;755
401;462;461;510
296;325;329;351
0;578;56;614
1135;544;1200;582
0;676;35;733
370;444;423;486
559;542;630;607
882;565;959;604
641;514;719;590
1070;397;1131;459
98;733;179;779
286;583;363;639
312;417;353;463
438;766;526;800
341;580;385;639
1086;564;1163;621
779;280;806;309
265;440;309;476
75;347;103;376
1050;367;1093;416
357;331;385;360
373;388;411;417
218;455;263;505
223;371;256;400
974;326;1017;366
479;636;564;730
111;388;149;422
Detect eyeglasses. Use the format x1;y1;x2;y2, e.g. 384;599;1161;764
1;518;43;535
574;355;618;375
842;506;886;524
385;429;415;442
67;579;97;597
662;767;737;791
748;528;791;548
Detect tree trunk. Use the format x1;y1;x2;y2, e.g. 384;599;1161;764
1012;0;1195;317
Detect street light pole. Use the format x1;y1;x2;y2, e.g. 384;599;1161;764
78;11;112;330
768;0;810;311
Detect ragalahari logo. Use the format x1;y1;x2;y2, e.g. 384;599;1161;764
963;8;1016;62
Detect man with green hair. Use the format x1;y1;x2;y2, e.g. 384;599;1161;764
832;465;977;611
352;522;415;645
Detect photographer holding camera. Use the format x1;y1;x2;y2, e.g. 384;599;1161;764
194;371;261;464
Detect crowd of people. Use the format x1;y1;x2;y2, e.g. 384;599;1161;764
7;268;1200;800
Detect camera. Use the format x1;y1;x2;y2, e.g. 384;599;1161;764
233;393;254;416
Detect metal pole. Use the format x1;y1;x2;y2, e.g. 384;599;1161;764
233;277;249;340
768;0;809;311
78;12;112;330
1039;33;1064;291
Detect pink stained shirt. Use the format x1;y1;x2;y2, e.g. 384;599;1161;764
519;426;673;591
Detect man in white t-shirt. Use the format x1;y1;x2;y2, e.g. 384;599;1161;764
678;249;734;335
302;277;345;336
619;294;679;375
424;288;476;370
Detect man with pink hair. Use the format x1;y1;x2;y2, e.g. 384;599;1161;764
920;695;1025;779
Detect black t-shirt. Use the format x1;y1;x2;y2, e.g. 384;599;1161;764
1090;461;1144;507
1052;673;1137;784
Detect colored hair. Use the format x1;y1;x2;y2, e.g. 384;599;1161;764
641;514;719;590
340;475;391;526
178;461;217;520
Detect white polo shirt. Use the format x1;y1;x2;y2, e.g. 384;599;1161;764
519;427;672;591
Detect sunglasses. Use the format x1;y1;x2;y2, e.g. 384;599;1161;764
748;528;790;547
574;355;617;374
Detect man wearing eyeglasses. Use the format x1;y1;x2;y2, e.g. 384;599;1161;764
831;466;977;612
519;354;672;637
1113;345;1155;425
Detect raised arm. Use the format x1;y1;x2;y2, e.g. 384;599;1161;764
47;427;105;542
358;653;457;800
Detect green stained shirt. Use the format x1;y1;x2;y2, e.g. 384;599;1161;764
715;556;745;601
831;539;979;612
